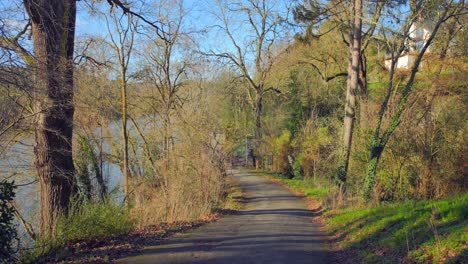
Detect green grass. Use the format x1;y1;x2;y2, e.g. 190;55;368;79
251;170;329;200
224;177;243;211
326;194;468;263
57;199;133;242
22;199;133;263
368;82;386;90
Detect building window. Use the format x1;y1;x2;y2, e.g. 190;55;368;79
415;40;424;51
416;28;424;39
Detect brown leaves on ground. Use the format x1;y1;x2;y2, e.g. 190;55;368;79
40;214;222;264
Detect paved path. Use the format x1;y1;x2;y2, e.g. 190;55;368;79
117;169;328;264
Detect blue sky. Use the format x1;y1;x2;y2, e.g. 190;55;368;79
2;0;414;72
70;0;295;78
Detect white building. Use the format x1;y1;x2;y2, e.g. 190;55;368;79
384;19;433;70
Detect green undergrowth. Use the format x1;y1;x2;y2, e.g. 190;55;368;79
368;82;386;91
22;199;133;263
223;177;243;211
250;170;329;200
253;170;467;263
57;199;134;242
326;194;468;263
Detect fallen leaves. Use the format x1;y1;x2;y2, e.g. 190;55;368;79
37;214;224;263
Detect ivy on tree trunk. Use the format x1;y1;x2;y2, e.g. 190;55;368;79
24;0;77;236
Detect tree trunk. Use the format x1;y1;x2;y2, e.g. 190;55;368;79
363;143;383;201
120;71;130;198
252;90;263;168
358;53;369;129
25;0;77;236
361;4;455;201
337;0;362;189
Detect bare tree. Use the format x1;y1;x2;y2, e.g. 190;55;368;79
202;0;289;167
140;0;190;157
132;1;196;219
101;6;138;200
0;0;166;237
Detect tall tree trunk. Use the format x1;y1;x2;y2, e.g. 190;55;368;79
104;11;136;202
252;90;263;168
362;4;456;201
358;53;369;129
337;0;362;190
24;0;77;236
363;143;383;200
120;70;130;198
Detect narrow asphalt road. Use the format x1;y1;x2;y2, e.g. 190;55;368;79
117;169;328;264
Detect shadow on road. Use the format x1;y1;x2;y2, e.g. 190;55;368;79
118;170;329;264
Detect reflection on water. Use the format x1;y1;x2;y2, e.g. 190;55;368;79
0;120;139;246
0;137;39;245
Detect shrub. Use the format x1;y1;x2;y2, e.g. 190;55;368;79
0;180;17;263
56;199;133;243
294;120;339;181
292;158;303;179
129;100;228;227
131;142;226;227
271;130;293;177
21;199;133;263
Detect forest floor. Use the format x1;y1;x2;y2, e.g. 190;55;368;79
115;169;329;264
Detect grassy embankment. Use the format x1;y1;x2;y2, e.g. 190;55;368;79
22;178;242;263
253;170;468;264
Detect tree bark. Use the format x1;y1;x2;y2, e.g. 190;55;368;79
254;91;262;140
104;11;136;202
362;143;383;200
252;89;263;168
120;69;130;198
337;0;362;189
361;2;459;201
24;0;77;236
